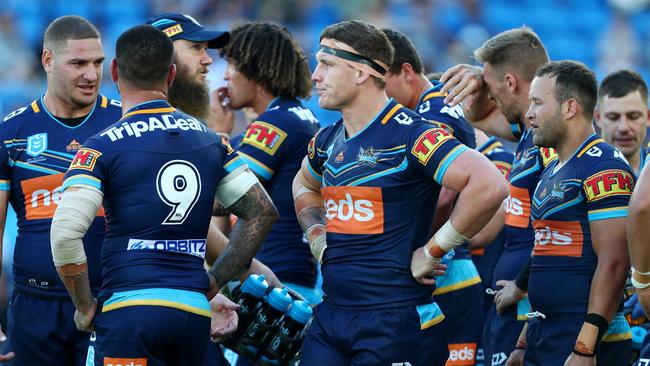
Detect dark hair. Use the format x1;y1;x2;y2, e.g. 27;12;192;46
222;22;311;99
320;20;394;88
44;15;100;52
474;27;549;82
535;60;598;120
599;69;648;103
382;28;423;75
115;25;174;89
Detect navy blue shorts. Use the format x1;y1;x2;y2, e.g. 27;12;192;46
435;283;483;365
202;343;230;366
299;301;448;366
89;303;210;366
482;299;528;366
525;313;630;366
8;290;89;366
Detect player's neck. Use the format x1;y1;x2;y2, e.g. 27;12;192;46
120;89;169;115
251;92;275;116
42;90;94;118
556;122;594;163
409;76;433;110
341;90;389;137
626;150;641;173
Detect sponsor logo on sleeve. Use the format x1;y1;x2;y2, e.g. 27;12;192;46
242;121;287;155
411;128;453;166
321;186;384;234
504;185;531;228
532;220;583;257
70;148;102;171
583;169;634;201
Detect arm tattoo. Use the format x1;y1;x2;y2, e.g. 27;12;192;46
297;205;326;233
209;183;278;288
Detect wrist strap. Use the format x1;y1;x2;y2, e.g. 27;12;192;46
581;313;608;353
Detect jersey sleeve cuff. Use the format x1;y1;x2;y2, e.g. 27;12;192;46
587;207;628;221
237;152;274;180
433;145;469;183
0;180;9;190
63;175;103;191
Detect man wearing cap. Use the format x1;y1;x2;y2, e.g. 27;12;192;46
292;20;508;365
147;13;234;134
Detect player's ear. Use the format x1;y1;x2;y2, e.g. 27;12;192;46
593;107;602;126
167;64;177;88
42;49;53;73
110;58;119;83
504;73;517;94
356;70;371;85
564;98;579;120
402;63;415;82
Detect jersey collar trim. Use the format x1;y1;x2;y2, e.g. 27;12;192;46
343;98;395;142
38;95;99;130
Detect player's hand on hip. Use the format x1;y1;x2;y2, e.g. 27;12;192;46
440;64;484;107
207;87;235;134
210;294;240;342
564;353;596;366
494;279;526;315
505;349;525;366
410;247;446;285
73;298;97;332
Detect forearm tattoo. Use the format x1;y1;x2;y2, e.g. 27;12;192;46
209;183;278;288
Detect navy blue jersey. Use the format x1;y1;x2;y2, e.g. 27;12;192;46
0;95;121;298
471;138;513;289
529;135;634;315
416;83;476;149
231;97;319;287
63;100;245;302
307;99;469;308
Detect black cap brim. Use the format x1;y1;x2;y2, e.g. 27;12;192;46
181;29;230;49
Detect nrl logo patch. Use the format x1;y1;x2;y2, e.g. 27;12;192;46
26;133;47;157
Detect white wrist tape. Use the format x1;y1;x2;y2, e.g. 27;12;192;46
423;245;441;264
51;185;103;267
434;220;468;252
216;165;259;208
632;267;650;289
306;224;327;263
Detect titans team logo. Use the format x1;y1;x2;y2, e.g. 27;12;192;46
26;133;47;157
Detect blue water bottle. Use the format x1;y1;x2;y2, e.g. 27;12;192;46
223;274;268;348
239;287;292;359
259;300;313;365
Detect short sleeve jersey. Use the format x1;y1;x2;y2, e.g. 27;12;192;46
63;100;245;298
0;95;121;298
528;135;634;315
307;99;469;308
231;97;319;287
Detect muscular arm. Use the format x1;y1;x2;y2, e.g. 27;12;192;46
628;165;650;272
468;205;505;249
51;186;102;316
208;183;278;289
575;218;629;352
440;149;509;239
292;158;327;261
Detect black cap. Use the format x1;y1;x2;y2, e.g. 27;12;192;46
146;13;229;49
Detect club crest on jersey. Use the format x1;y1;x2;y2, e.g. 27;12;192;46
357;146;378;167
70;148;102;171
242;121;287;155
583;169;634;201
26;133;47;157
335;151;345;163
411;128;452;165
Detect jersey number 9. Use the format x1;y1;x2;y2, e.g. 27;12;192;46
156;160;202;225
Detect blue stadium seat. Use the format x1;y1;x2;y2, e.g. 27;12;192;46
481;3;525;33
